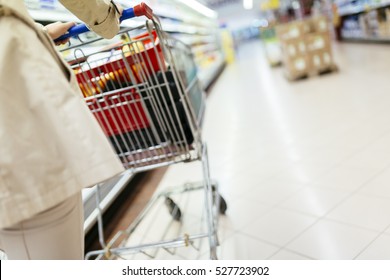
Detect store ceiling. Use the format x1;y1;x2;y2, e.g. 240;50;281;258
204;0;242;6
202;0;241;8
202;0;269;9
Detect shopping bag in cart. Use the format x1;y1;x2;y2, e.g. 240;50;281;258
108;68;195;155
145;69;195;144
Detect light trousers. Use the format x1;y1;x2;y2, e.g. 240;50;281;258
0;192;84;260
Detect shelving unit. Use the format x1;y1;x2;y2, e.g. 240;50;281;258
336;0;390;42
152;0;225;89
338;0;390;16
26;0;225;89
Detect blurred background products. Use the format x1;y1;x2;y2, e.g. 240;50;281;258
260;23;283;66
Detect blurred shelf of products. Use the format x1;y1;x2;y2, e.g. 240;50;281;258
25;0;226;91
336;0;390;41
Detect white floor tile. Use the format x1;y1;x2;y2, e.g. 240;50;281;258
342;147;390;170
326;194;390;232
299;147;357;166
358;168;390;199
218;197;273;231
279;186;350;217
268;249;312;260
269;162;335;185
216;233;281;260
355;233;390;260
328;125;390;154
211;169;279;200
313;165;382;192
241;208;317;246
286;219;379;259
240;179;306;206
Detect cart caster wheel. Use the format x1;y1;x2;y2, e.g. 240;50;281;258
217;194;227;215
165;197;182;221
211;185;227;215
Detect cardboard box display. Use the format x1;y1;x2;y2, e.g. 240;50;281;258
280;38;307;58
284;55;310;79
312;16;329;33
275;16;337;80
307;49;333;72
305;32;331;52
286;56;309;71
276;16;329;39
305;16;329;33
276;22;305;41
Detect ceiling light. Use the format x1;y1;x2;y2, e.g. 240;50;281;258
177;0;218;18
243;0;253;10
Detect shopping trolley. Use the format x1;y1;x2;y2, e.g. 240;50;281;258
59;3;227;260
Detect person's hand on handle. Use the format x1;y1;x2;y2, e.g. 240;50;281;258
52;2;154;44
113;1;124;17
44;21;76;45
47;2;123;45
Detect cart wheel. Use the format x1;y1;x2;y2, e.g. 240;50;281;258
217;194;227;215
211;184;227;214
165;197;182;221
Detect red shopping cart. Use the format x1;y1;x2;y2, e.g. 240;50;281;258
60;3;226;259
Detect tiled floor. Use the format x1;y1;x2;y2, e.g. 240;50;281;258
122;40;390;260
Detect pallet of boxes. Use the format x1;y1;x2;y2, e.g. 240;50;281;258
276;16;338;81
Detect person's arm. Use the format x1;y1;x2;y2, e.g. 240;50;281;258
36;22;76;45
59;0;122;39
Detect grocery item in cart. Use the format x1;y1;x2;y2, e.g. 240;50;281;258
75;29;165;96
108;68;194;154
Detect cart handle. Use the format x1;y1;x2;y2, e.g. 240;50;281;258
55;2;153;42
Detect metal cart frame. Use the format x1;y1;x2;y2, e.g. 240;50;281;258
60;5;226;260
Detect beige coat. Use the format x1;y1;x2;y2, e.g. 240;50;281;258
0;0;125;229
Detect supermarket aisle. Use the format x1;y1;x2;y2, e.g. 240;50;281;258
124;40;390;260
